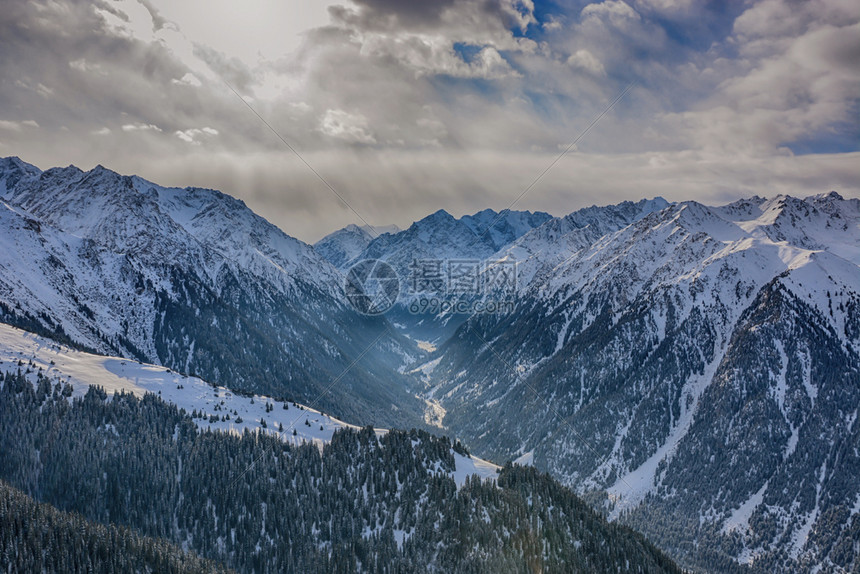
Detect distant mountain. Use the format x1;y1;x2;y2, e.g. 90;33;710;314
315;224;376;268
0;157;423;429
344;208;553;274
317;208;552;340
418;193;860;573
490;197;670;289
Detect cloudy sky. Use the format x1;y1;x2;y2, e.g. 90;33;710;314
1;0;858;241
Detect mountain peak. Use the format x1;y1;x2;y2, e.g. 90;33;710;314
343;223;368;234
807;190;845;202
423;208;455;222
0;156;42;197
0;156;37;171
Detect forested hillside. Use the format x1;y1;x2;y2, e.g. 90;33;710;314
0;371;680;574
0;480;230;574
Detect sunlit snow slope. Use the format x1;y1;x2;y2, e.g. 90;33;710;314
0;322;498;486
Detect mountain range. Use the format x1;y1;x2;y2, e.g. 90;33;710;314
0;156;423;429
1;155;858;573
318;182;860;573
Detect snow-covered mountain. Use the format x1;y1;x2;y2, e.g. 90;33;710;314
3;153;858;572
488;197;670;290
317;208;552;340
416;192;860;573
321;208;552;274
314;223;402;269
0;157;423;428
315;224;376;269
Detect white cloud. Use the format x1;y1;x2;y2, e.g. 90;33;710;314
581;1;641;27
175;127;219;144
69;58;106;75
567;50;606;75
634;0;694;14
0;120;39;131
542;15;564;31
664;3;860;154
171;72;202;87
288;102;312;114
319;110;376;145
91;127;112;136
35;83;53;98
122;123;162;132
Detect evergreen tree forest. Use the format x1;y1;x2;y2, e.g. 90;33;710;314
0;480;231;574
0;371;681;573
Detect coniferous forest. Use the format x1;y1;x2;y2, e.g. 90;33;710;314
0;371;681;573
0;480;231;574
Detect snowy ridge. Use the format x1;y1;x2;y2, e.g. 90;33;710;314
490;197;670;291
0;322;498;487
0;159;347;357
526;194;859;366
314;224;375;268
327;208;552;276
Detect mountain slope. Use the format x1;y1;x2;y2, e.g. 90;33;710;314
0;480;231;574
0;366;682;574
419;193;860;573
0;320;499;484
0;157;423;429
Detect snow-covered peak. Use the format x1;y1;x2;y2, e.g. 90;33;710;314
314;223;375;268
492;197;671;290
460;208;553;251
337;208;551;278
2;160;345;298
314;222;404;268
0;156;41;198
711;193;860;265
147;180;344;293
363;223;401;236
516;192;860;351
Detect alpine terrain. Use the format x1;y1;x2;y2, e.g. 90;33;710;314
1;156;857;572
0;156;683;573
388;193;860;573
0;156;423;429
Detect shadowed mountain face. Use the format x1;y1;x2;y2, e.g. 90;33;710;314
0;157;424;429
